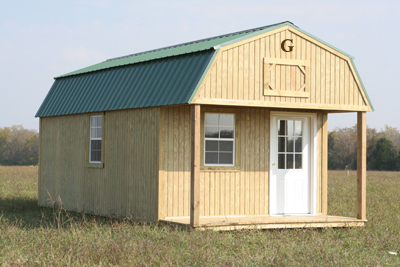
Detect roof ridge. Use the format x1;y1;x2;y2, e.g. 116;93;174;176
105;21;294;62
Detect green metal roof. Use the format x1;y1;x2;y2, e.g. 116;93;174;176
56;21;291;79
37;22;292;117
36;21;373;117
36;50;216;117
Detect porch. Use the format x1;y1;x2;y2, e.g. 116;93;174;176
187;106;367;230
161;215;366;231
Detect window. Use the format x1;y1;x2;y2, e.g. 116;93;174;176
277;119;302;169
90;115;102;163
204;113;235;166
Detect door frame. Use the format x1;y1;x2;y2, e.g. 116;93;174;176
269;111;317;216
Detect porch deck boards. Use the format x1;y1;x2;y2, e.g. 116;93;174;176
161;215;366;231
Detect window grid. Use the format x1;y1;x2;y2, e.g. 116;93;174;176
204;113;235;166
90;116;102;163
278;119;302;170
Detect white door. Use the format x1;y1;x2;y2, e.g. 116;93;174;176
270;114;312;215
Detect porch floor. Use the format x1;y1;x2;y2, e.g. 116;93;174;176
161;215;366;231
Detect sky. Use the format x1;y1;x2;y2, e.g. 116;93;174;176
1;0;399;132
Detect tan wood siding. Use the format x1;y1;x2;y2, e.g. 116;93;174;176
164;106;270;217
38;107;160;221
193;28;371;112
163;106;192;217
39;105;326;220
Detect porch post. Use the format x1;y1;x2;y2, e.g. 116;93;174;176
321;113;328;215
357;112;367;220
190;104;201;226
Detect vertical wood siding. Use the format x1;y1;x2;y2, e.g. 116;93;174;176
39;105;324;220
39;107;160;221
164;106;271;217
164;106;192;217
193;29;369;111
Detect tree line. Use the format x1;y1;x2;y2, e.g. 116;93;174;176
329;125;400;171
1;124;400;170
0;125;39;166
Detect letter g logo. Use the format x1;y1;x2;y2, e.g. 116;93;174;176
281;39;294;52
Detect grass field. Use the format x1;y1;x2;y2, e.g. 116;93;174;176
0;166;399;266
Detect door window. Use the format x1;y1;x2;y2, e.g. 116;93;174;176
278;120;302;169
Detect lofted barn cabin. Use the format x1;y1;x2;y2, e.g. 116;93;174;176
36;21;373;230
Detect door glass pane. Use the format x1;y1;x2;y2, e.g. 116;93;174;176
287;154;293;169
287;137;294;152
205;152;218;164
295;154;302;169
294;120;302;136
278;137;285;152
295;137;302;152
205;113;219;126
277;118;304;170
278;120;286;135
278;154;285;169
287;120;294;137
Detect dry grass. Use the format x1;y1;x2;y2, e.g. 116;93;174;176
0;166;400;266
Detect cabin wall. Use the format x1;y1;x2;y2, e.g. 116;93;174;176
38;107;160;221
162;106;192;217
163;105;325;218
163;105;326;218
193;28;369;111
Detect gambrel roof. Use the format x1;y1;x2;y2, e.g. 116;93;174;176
36;21;373;117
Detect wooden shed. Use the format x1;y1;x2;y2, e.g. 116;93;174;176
36;21;373;230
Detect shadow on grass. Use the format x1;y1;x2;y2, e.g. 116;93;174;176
0;197;39;213
0;197;45;228
0;197;184;231
0;198;358;233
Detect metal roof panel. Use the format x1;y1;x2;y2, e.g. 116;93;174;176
36;50;214;117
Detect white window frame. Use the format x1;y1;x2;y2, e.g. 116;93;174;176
89;115;102;163
204;113;235;166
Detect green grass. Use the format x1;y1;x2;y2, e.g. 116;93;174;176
1;167;400;266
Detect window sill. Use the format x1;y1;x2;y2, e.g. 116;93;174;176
87;162;104;168
201;166;240;171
